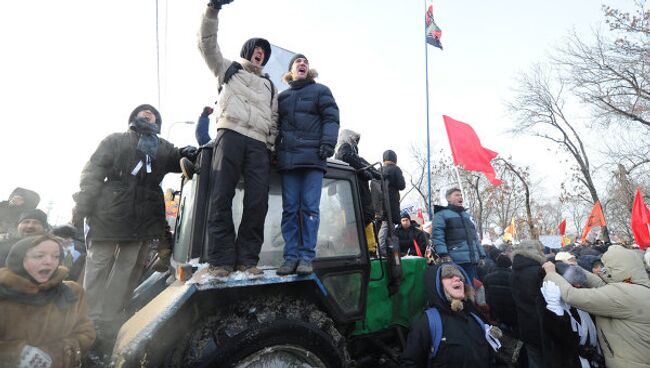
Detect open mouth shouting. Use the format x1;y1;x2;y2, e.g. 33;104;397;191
251;47;265;67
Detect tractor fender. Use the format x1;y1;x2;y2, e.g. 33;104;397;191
111;270;329;367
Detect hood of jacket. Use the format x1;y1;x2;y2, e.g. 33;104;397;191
8;187;40;210
335;129;360;153
424;263;475;313
601;245;650;287
512;248;547;269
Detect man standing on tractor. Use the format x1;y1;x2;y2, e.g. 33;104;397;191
198;0;278;277
432;188;486;282
274;53;339;276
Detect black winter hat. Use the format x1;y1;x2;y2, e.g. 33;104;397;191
6;234;64;276
51;225;79;240
383;150;397;163
18;209;48;226
240;38;272;66
128;104;162;128
496;254;512;268
288;53;307;71
400;210;411;220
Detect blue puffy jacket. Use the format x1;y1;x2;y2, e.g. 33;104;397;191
276;77;339;171
432;205;485;264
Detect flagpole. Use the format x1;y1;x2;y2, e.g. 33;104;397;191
424;0;433;221
452;164;466;203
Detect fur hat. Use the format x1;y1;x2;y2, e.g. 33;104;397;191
440;264;465;282
240;38;271;66
5;234;64;276
562;265;588;287
18;209;48;226
128;104;162;128
555;251;576;264
383;150;397;163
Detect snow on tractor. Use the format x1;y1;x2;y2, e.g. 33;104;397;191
112;145;428;367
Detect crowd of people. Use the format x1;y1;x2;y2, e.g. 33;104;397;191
1;1;650;367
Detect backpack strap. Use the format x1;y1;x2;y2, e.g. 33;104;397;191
218;61;243;93
425;308;443;359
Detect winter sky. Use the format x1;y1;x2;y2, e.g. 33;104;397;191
0;0;632;224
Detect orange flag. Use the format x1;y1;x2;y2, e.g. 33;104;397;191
581;201;606;242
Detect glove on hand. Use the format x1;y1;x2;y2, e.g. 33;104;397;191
541;280;566;316
207;0;233;10
19;345;52;368
319;144;335;160
439;255;453;264
201;106;214;117
180;146;198;161
370;168;382;180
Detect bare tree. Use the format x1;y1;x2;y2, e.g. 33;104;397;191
556;2;650;129
507;64;610;241
495;157;538;239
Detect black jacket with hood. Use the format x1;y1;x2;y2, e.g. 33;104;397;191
73;105;182;242
401;264;493;368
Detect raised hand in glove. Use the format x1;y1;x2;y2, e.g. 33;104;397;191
19;345;52;368
201;106;214;117
180;146;198;161
319;144;335;160
207;0;233;10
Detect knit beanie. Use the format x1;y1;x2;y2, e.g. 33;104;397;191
288;53;307;71
496;254;512;268
5;234;64;276
18;209;48;226
241;38;272;66
400;210;411;221
128;104;162;128
383;150;397;163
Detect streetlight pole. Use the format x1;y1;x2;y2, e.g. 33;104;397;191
166;121;195;140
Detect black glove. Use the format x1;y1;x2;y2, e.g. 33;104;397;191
361;169;374;181
201;106;214;117
207;0;233;10
319;144;335;160
71;207;86;229
180;146;198;161
370;168;382;180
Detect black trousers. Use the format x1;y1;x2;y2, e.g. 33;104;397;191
207;129;270;267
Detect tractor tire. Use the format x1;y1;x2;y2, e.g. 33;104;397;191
167;296;349;368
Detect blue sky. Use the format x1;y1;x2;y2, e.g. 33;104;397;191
0;0;629;224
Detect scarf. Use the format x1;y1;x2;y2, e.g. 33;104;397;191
129;117;160;175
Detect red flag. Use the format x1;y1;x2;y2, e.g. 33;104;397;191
558;219;566;236
581;201;606;242
443;115;503;185
631;188;650;250
417;208;425;223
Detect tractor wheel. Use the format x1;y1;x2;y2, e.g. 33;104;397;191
168;296;348;368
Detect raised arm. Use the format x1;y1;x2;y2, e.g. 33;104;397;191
198;7;232;84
